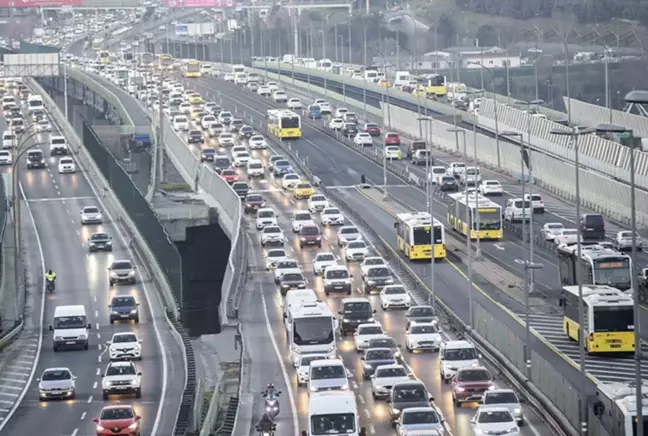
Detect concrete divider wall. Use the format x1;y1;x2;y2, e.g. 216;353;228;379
386;104;648;228
565;96;648;139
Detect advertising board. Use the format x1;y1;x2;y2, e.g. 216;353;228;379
0;0;83;7
175;22;215;36
163;0;234;7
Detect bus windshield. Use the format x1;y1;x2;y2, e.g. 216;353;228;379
473;210;501;230
593;258;632;289
412;226;443;244
429;75;445;86
280;116;300;129
187;62;200;72
293;316;333;346
593;306;634;332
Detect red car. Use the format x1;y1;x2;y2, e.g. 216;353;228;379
363;123;381;136
384;132;401;146
93;405;141;436
220;169;239;184
451;366;494;407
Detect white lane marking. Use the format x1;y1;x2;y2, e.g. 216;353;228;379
80;412;86;420
0;386;24;391
260;289;299;436
3;371;28;378
0;400;13;405
87;396;93;403
92;381;98;389
0;408;9;413
0;377;24;383
0;183;47;433
95;322;99;330
96;368;100;376
94;310;98;318
494;244;505;250
71;428;79;436
363;409;370;419
97;333;101;339
0;392;18;398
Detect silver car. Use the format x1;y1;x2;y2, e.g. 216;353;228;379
396;406;445;435
108;259;136;285
337;226;361;247
80;206;103;224
615;230;643;251
482;389;524;425
38;367;76;401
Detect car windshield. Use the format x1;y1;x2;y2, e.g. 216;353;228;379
364;258;385;266
202;149;215;155
112;296;136;307
348;241;366;249
341;228;358;234
301;355;327;367
410;307;436;317
84;207;99;214
276;160;290;167
369;339;396;349
189;131;201;136
249;162;262;169
282;273;303;282
222;170;236;176
311;196;326;202
411;324;439;334
394;386;427;401
368;267;389;277
377;367;407;378
111;261;132;270
54;315;86;329
360;326;382;335
258;211;274;218
478;411;513;423
295;213;311;221
366;349;393;360
112;334;137;343
485;392;519;404
458;369;490;382
323;209;340;215
278;261;298;269
310;413;356;435
263;227;281;234
91;233;109;240
60;158;73;164
384;287;405;295
327;269;349;279
310;365;345;379
220;133;232;138
402;410;439;425
316;254;335;262
547;224;563;230
100;407;135;420
251;136;263;141
301;226;319;236
446;347;477;360
220;112;232;117
268;250;286;258
106;364;137;377
42;370;71;381
297;184;311;189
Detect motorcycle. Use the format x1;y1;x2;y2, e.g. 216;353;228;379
255;424;276;436
46;278;55;293
263;390;281;420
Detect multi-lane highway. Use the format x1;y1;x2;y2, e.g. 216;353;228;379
0;84;184;435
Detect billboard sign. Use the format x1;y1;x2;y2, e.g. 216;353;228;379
175;23;215;36
2;53;59;77
164;0;234;8
0;0;83;7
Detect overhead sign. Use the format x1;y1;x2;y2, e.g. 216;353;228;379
164;0;234;8
175;23;216;36
0;0;83;7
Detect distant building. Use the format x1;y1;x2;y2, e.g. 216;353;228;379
440;46;522;69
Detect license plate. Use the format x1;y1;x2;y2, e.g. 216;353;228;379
120;314;130;318
334;286;343;290
116;386;127;390
66;341;76;345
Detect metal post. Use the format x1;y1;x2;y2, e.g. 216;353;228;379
574;131;586;435
293;9;299;58
462;130;473;329
157;72;165;187
631;134;643;436
347;10;352;65
63;63;69;120
334;24;338;62
604;53;611;122
229;32;233;64
362;24;367;119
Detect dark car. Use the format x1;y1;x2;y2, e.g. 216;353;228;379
406;306;439;329
338;298;376;335
88;232;113;252
239;125;254;139
200;148;216;162
187;130;203;144
26;149;45;169
580;213;606;240
298;224;322;248
268;155;285;172
342;123;358;137
363;266;394;293
279;272;307;295
362;348;397;379
31;109;45;121
108;295;140;324
451;367;494;406
439;175;459;192
231;181;249;199
273;160;293;176
388;381;435;424
213;156;231;174
244;194;266;214
364;123;381;136
367;337;401;359
230;119;244;133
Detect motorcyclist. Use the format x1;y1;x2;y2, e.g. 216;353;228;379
262;383;278;400
45;269;56;283
257;413;276;433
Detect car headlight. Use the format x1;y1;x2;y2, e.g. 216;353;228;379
514;408;521;414
327;344;335;353
367;281;376;286
54;336;62;341
130;309;137;314
455;387;465;392
391;408;401;415
447;366;458;371
343;318;351;322
131;379;139;386
309;385;318;392
110;272;118;278
78;333;87;340
96;425;105;431
128;422;138;430
487;385;495;390
111;310;119;315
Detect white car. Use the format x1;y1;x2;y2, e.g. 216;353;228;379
274;259;301;283
321;207;344;225
471;407;520;436
178;102;191;114
261;226;284;246
200;115;217;129
354;323;385;351
292;211;314;233
370;364;410;398
616;230;643;251
0;150;12;165
2;130;14;149
479;180;503;195
345;240;369;261
353;132;373;146
317;101;332;114
57;157;76;173
101;361;142;400
287;98;302;109
256;208;278;230
108;332;142;361
335;107;349;118
267;81;278;92
405;321;442;352
80;206;103;225
223;73;234;82
36;118;52;132
235;75;247;85
384;146;402;160
233;151;251;167
329;118;344;130
379;285;411;310
360;257;387;277
273;90;288;103
542;222;565;241
308;194;329;213
482;389;524;425
218;111;233;124
246;159;264;177
257;86;271;97
554;228;579;246
208;123;223;137
248;134;267;149
282;173;301;190
218;132;235;146
172;115;189;131
297;353;329;385
313;252;338;275
337;226;361;246
232;145;247;155
265;248;287;270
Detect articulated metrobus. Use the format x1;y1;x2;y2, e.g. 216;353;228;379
232;63;245;79
98;51;111;64
447;193;503;239
558;244;633;291
184;60;201;78
158;54;173;70
562;284;635;353
593;382;648;436
394;212;446;261
419;74;447;97
267;109;302;139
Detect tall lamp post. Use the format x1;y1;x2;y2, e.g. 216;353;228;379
419;116;435;308
376;48;391;200
550;125;595;436
467;61;501;168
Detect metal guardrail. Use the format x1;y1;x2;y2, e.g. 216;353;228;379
0;319;24;350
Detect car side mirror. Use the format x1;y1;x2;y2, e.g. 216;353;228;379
338;311;343;315
359;427;367;436
139;339;143;343
385;398;391;403
372;309;377;313
360;356;365;361
137;372;142;376
36;378;40;382
478;354;482;359
136;415;142;421
100;374;104;378
48;325;53;331
301;431;308;436
137;303;140;306
429;395;435;402
107;267;111;270
93;418;99;423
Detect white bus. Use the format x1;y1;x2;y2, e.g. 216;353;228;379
558;244;633;291
231;64;245;79
307;391;366;436
317;58;333;72
287;300;336;366
27;94;43;114
591;382;648;436
283;289;317;327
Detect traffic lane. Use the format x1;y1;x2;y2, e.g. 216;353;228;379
91;72;150;127
332;186;600;394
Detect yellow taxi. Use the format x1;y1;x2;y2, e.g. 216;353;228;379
412;86;427;97
377;79;392;88
294;182;315;200
188;94;204;105
190;107;204;120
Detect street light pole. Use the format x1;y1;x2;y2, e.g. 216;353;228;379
377;49;391;200
469;62;500;168
419;117;436;308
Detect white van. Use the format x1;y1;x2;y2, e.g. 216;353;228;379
49;305;92;351
461;166;481;186
1;95;15;110
323;265;352;296
504;198;532;222
27;94;44;114
2;130;14;149
317;59;333;72
308;359;349;394
283;289;317;327
393;71;411;87
307;391;366;436
439;340;479;382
